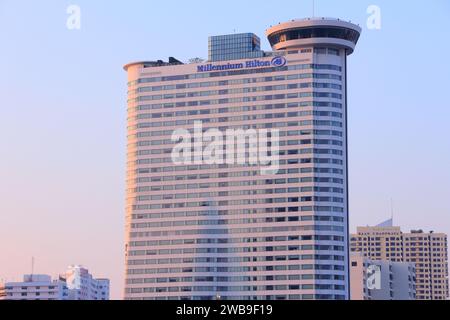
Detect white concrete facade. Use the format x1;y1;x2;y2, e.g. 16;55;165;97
65;265;110;300
0;266;110;300
350;253;416;300
0;275;68;300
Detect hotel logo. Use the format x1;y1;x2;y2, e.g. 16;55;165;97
197;56;287;72
271;56;287;67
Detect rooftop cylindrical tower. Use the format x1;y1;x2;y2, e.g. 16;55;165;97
266;18;361;54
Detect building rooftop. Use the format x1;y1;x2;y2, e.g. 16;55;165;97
267;17;361;28
266;17;361;54
123;57;183;71
124;17;363;70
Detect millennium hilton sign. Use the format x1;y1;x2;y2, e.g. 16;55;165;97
197;56;287;72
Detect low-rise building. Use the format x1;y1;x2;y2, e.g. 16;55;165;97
0;265;109;300
0;274;68;300
350;253;416;300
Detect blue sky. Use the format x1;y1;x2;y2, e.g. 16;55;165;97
0;0;449;299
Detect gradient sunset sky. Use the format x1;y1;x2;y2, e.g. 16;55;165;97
1;0;449;299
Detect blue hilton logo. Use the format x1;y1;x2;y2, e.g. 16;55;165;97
271;56;287;67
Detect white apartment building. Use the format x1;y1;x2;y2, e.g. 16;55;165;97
0;274;68;300
350;253;416;300
0;266;109;300
65;265;110;300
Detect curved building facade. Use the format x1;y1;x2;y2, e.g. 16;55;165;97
124;18;361;300
266;18;360;53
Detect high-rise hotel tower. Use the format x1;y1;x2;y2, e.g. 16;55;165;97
124;18;361;300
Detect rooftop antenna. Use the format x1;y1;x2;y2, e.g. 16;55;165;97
390;198;394;225
31;256;34;276
312;0;315;17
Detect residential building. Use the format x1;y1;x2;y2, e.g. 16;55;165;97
0;266;110;300
0;274;68;300
350;221;449;300
350;253;416;300
64;265;110;300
